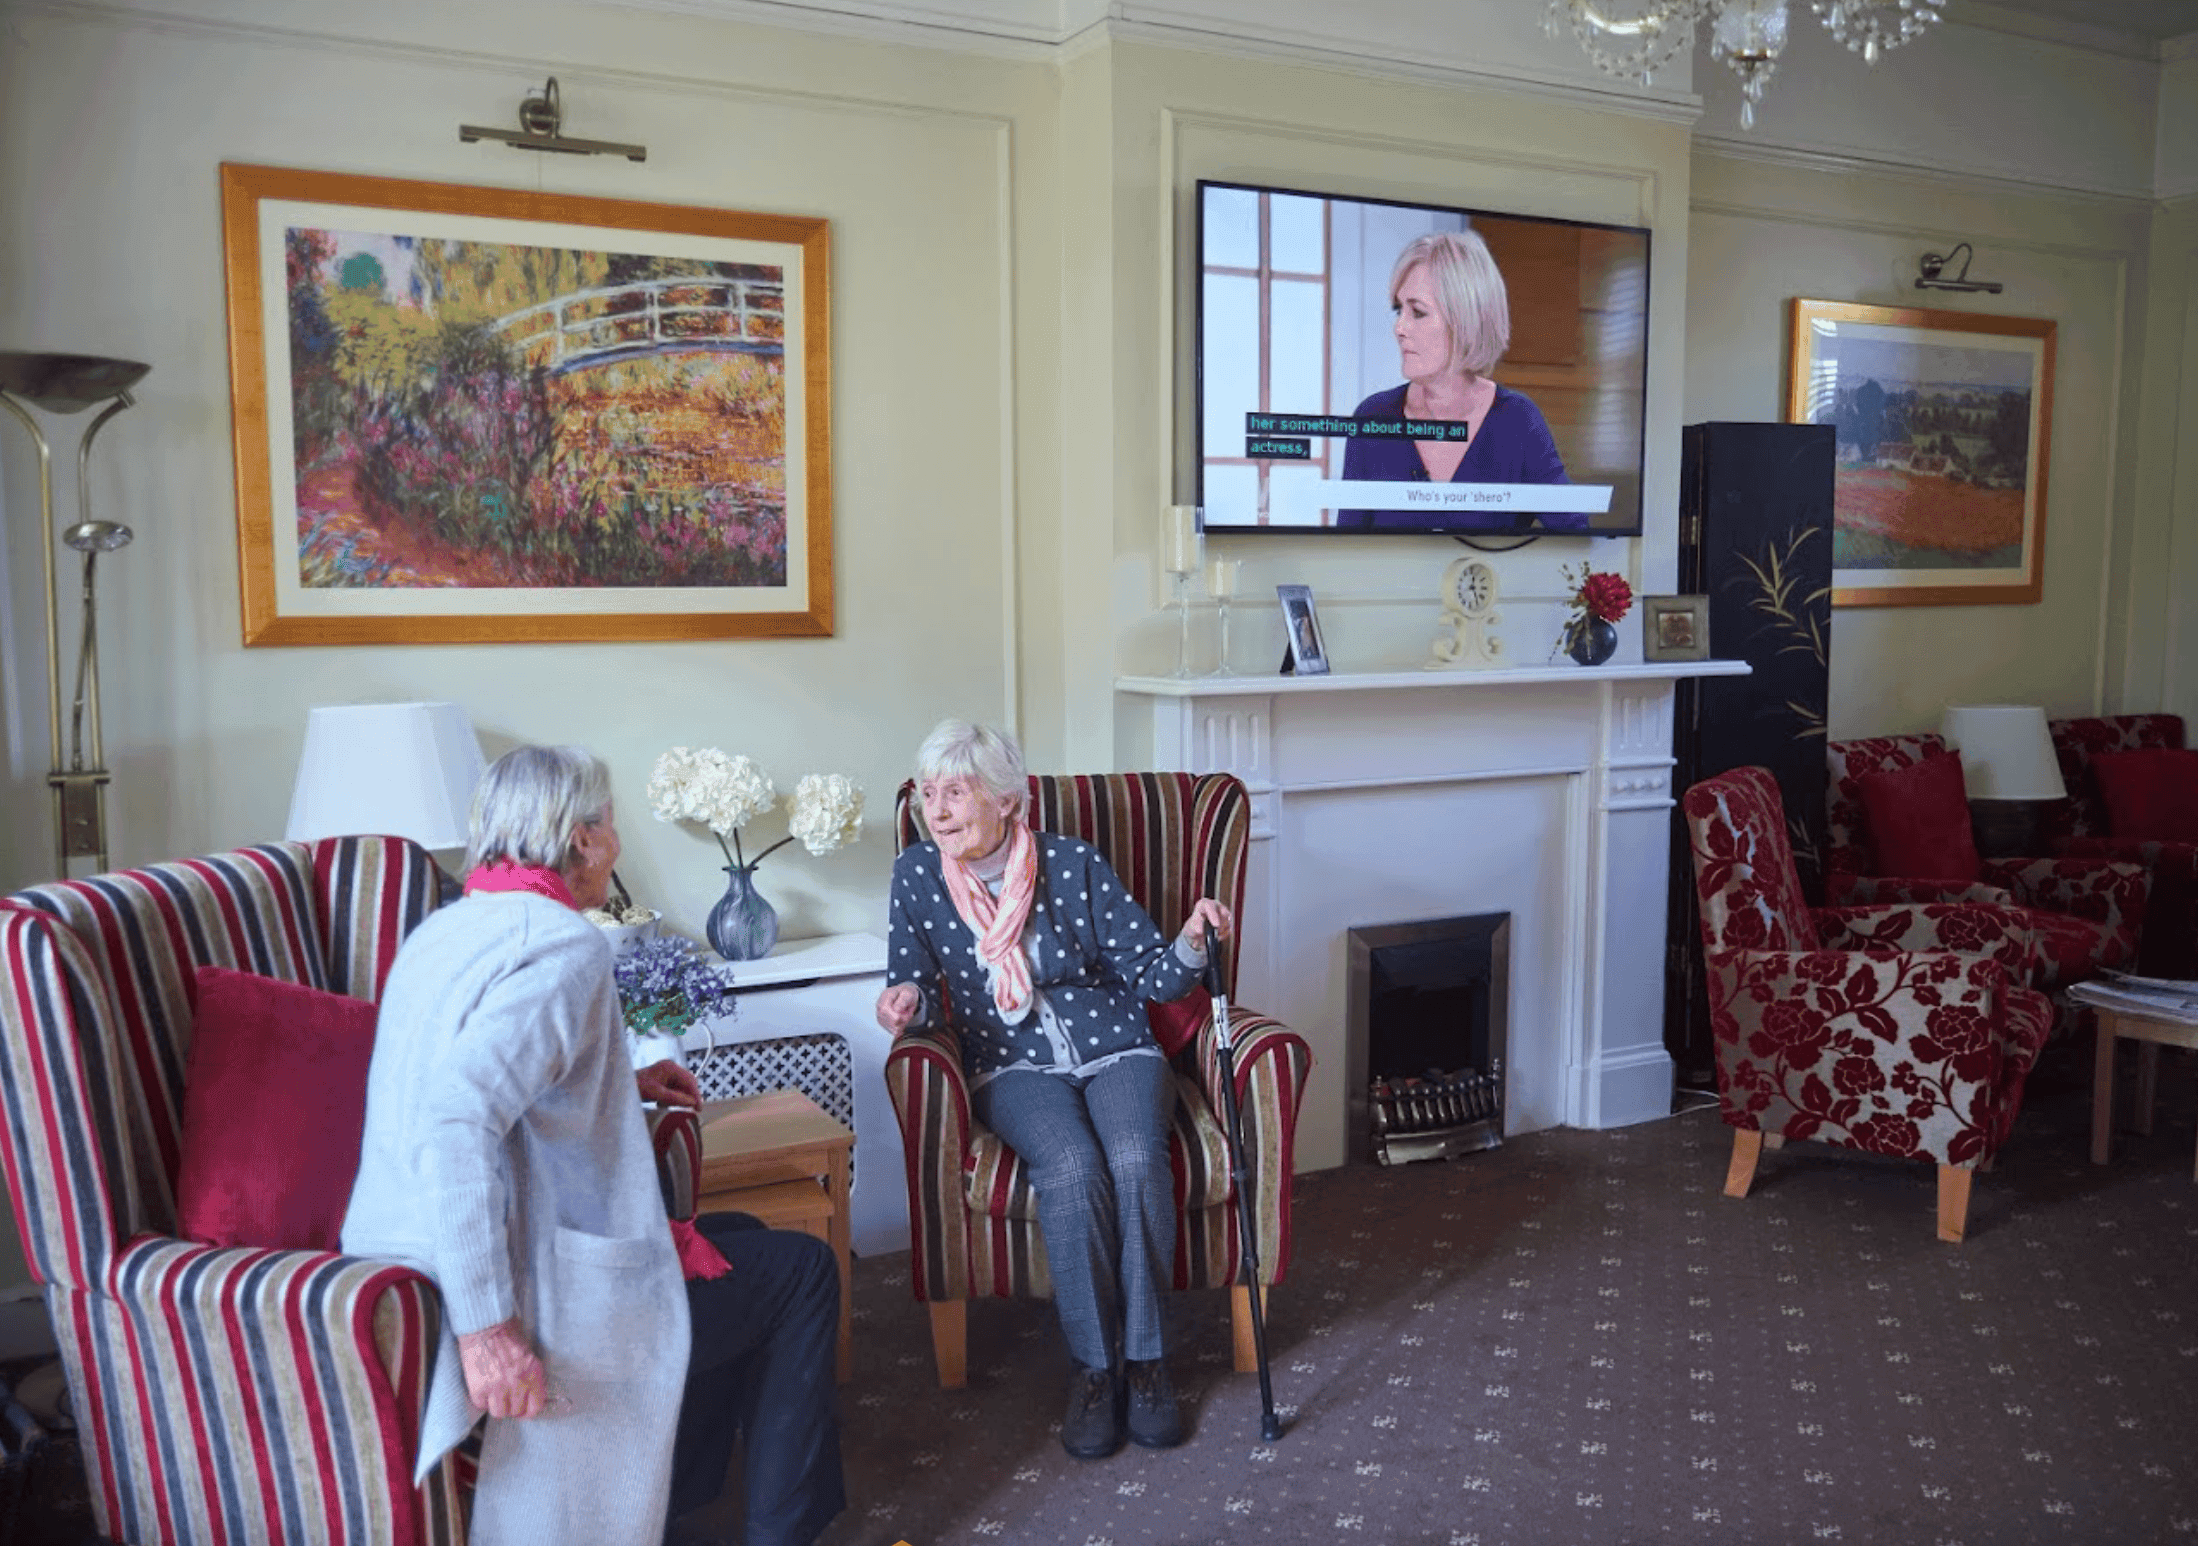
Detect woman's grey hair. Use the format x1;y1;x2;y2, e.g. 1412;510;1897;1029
465;744;613;875
914;720;1029;822
1390;228;1510;378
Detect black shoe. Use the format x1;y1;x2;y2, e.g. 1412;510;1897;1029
1061;1363;1122;1460
1125;1358;1185;1448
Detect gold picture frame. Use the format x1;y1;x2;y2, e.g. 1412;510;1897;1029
221;163;832;645
1786;298;2053;609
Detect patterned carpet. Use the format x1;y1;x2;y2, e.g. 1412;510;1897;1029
9;1042;2196;1545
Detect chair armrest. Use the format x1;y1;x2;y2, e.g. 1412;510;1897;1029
1703;948;2035;1166
648;1106;701;1221
1813;902;2039;983
1984;856;2151;932
883;1025;973;1302
1186;1008;1312;1285
1828;873;2015;908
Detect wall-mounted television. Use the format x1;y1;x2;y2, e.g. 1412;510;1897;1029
1194;179;1651;537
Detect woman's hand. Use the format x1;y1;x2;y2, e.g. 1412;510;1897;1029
636;1059;700;1109
876;982;923;1035
1179;898;1234;955
458;1317;549;1420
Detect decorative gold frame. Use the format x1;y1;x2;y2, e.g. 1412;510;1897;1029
1786;299;2053;609
221;163;831;645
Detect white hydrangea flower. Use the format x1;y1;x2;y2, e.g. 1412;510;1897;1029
646;746;705;824
787;773;865;855
648;746;774;834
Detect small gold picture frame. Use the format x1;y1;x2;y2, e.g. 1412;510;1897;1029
1642;594;1709;663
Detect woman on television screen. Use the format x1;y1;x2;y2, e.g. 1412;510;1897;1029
1336;229;1579;531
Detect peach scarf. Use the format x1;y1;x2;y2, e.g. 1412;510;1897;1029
939;818;1040;1021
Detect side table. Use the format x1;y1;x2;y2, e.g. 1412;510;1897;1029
698;1091;856;1381
2090;1006;2198;1180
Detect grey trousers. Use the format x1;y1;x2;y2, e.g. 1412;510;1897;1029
971;1054;1178;1370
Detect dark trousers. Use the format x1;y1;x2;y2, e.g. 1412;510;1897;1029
669;1213;845;1546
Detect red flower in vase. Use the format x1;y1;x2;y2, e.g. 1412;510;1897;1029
1579;571;1634;624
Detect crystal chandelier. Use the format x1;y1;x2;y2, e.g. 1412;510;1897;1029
1547;1;1946;128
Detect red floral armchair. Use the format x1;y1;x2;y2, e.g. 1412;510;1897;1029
2046;714;2198;977
1825;733;2148;1001
1684;766;2055;1241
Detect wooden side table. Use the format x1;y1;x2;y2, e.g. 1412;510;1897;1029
697;1091;856;1380
2090;1006;2198;1180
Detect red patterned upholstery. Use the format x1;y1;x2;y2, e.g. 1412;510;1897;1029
0;838;700;1545
884;773;1311;1387
2047;714;2198;977
1825;733;2148;998
1684;767;2055;1241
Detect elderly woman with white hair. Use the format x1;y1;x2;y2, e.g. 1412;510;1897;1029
1337;226;1581;530
343;744;843;1546
875;720;1232;1460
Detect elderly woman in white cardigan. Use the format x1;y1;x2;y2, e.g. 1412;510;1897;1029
343;745;843;1546
875;720;1232;1460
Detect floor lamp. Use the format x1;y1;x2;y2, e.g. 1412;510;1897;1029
0;351;152;875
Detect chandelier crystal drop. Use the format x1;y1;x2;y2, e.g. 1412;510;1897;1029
1548;0;1945;125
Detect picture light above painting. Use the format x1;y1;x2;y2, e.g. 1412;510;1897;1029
1193;179;1650;539
219;163;832;645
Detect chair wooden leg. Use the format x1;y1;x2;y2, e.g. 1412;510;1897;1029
929;1300;968;1389
1724;1128;1764;1198
1231;1283;1268;1374
1936;1165;1973;1243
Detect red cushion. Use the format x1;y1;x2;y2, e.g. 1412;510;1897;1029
174;967;378;1252
1146;987;1212;1058
2091;748;2198;843
1857;752;1981;883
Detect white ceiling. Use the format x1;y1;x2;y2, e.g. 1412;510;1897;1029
1971;0;2198;44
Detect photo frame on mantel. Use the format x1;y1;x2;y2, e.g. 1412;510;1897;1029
221;163;832;645
1276;584;1331;675
1786;298;2054;609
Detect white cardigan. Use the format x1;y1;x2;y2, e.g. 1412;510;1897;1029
342;892;689;1545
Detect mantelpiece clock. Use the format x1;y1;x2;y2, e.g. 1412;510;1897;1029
1427;555;1504;669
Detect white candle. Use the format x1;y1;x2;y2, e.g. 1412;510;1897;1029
1163;505;1201;574
1205;556;1240;599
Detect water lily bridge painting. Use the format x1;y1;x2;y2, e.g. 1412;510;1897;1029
223;165;832;644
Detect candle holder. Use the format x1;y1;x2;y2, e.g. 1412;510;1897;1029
1206;557;1241;677
1161;504;1201;678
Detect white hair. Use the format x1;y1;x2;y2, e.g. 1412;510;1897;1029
914;719;1029;821
465;744;613;875
1391;228;1510;378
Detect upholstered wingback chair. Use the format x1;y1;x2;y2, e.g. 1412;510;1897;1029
883;772;1311;1388
2046;713;2198;977
1825;733;2148;999
1684;767;2055;1241
0;838;700;1545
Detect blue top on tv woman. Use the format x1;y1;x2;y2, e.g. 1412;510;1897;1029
1336;229;1580;531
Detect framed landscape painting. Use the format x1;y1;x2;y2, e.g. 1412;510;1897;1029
221;163;831;644
1786;299;2053;608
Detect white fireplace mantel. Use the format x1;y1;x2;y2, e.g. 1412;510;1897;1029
1118;659;1749;1172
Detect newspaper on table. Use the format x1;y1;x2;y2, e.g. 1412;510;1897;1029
2067;970;2198;1023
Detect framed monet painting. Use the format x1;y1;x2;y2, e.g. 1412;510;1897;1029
220;163;831;645
1786;298;2054;608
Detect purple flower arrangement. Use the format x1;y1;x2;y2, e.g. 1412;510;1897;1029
613;934;739;1040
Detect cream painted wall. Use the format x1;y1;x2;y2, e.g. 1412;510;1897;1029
2137;194;2198;726
1684;150;2155;738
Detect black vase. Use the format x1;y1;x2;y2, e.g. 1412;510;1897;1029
1566;616;1619;666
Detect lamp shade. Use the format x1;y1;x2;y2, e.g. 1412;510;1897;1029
1939;704;2066;801
286;702;486;849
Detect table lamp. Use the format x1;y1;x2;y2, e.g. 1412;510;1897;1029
286;703;486;859
1939;703;2066;859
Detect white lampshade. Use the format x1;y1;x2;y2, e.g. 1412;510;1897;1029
1939;704;2067;801
286;702;486;849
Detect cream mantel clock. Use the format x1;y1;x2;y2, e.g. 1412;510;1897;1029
1427;555;1504;668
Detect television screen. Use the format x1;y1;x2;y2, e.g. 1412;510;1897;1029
1195;179;1650;536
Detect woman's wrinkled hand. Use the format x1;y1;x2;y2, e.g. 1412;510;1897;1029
636;1059;701;1109
458;1317;549;1420
1179;898;1234;955
875;982;923;1035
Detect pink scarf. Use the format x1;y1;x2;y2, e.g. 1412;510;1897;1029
460;861;731;1281
939;819;1039;1021
463;861;579;909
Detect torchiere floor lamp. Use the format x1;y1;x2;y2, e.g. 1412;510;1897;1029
0;352;152;875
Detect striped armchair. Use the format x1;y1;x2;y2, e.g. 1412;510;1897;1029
0;838;700;1545
884;773;1311;1388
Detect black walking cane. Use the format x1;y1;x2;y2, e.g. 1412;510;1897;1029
1203;922;1284;1441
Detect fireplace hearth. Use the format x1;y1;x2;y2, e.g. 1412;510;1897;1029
1347;914;1509;1165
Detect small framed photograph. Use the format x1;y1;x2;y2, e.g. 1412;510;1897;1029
1642;594;1710;663
1276;583;1331;675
